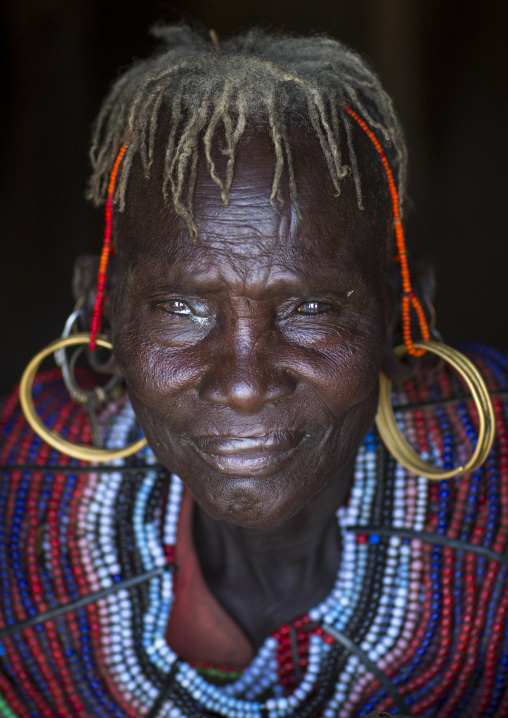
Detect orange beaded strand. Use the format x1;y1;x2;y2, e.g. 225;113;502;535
344;104;431;357
89;135;133;350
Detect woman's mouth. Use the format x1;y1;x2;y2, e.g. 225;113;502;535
188;432;308;477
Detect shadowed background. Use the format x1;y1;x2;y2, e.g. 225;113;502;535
1;0;507;395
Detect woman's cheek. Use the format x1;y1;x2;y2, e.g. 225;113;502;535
325;355;380;413
290;328;384;408
284;308;385;352
115;327;208;413
114;321;169;402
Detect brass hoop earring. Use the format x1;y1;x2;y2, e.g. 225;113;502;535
376;341;496;480
20;333;147;462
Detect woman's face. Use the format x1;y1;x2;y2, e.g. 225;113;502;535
112;125;393;528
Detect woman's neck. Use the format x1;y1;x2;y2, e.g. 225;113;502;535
192;456;355;650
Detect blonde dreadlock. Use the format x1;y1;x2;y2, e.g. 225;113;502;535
88;24;407;238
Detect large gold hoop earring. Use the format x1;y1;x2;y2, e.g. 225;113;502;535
376;341;496;480
19;333;147;462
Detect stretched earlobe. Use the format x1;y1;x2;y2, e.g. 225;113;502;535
72;254;99;305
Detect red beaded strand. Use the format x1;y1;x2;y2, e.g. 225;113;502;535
344;105;431;357
89;135;133;351
273;614;322;694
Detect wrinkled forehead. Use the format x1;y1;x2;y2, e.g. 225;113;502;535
114;120;392;272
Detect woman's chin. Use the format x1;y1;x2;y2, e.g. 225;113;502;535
185;472;314;528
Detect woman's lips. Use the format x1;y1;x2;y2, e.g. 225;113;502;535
194;432;303;455
189;432;307;477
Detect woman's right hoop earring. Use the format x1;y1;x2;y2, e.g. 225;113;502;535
20;333;147;463
376;341;496;481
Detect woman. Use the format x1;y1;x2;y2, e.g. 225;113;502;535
0;25;505;718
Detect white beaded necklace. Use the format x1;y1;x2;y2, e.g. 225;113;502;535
74;399;428;718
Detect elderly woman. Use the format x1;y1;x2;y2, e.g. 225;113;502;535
0;25;506;718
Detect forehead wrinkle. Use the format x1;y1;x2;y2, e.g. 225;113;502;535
125;209;374;298
195;199;287;247
117;127;388;301
193;200;332;298
124;235;301;299
194;180;275;213
179;251;301;300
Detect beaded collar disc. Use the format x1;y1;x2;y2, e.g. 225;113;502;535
0;343;508;718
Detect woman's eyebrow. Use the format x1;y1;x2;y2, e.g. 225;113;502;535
126;252;367;297
129;278;362;303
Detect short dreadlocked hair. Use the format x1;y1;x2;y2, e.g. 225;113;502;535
88;24;407;238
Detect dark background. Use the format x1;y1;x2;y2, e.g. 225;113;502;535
1;0;507;395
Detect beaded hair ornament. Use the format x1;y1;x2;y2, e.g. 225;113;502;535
88;106;430;355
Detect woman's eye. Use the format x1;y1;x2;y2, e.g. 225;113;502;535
160;300;192;315
297;301;332;315
157;299;212;326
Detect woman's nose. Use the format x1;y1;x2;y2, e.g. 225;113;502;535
198;329;297;414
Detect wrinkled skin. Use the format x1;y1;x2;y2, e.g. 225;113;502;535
77;123;398;648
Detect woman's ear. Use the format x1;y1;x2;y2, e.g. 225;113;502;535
72;254;119;374
382;255;437;385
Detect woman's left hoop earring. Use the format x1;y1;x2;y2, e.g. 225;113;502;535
376;341;496;480
19;333;147;462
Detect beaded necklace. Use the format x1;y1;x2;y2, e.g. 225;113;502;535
1;344;508;718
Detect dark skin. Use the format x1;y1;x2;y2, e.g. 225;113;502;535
75;123;400;651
